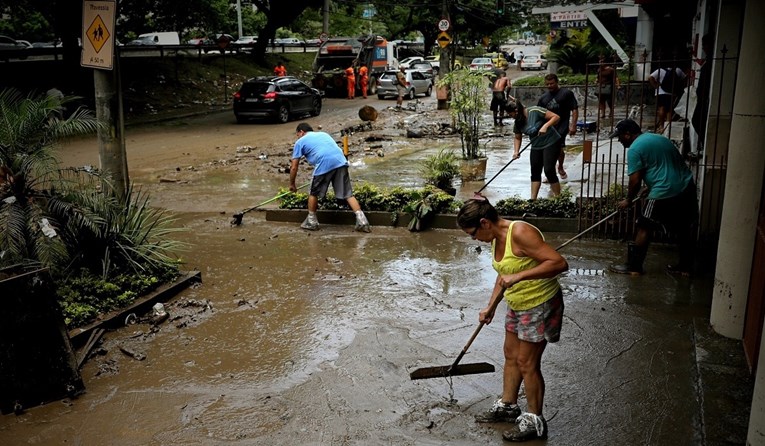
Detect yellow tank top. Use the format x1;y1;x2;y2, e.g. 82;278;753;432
491;221;561;311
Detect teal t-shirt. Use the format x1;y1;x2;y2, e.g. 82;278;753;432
627;132;692;199
514;106;561;150
292;131;349;176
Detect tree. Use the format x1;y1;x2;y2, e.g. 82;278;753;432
436;69;486;160
0;89;102;270
248;0;323;62
0;89;185;276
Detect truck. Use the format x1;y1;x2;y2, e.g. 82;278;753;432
311;35;397;97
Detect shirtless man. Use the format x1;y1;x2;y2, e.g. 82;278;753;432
491;71;511;126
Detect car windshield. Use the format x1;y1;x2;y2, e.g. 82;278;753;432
472;58;491;64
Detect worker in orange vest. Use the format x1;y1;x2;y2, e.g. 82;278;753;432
344;64;356;99
358;64;369;99
274;62;287;77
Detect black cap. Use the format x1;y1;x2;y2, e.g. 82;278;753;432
608;119;642;138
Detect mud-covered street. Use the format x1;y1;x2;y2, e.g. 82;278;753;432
0;83;746;445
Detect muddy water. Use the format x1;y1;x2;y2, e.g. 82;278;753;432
0;207;712;444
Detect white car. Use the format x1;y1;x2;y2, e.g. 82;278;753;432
398;56;424;69
469;57;495;71
520;54;548;71
376;70;432;100
233;36;257;52
424;55;440;70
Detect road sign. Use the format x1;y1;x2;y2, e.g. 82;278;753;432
438;19;450;32
437;31;452;49
82;0;116;70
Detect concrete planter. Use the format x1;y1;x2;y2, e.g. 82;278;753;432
459;157;488;182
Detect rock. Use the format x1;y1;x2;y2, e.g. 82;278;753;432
359;105;378;122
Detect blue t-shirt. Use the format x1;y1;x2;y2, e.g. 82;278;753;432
627;132;693;199
292;131;349;176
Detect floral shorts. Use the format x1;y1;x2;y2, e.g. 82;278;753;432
505;290;564;343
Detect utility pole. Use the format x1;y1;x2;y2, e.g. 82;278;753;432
323;0;330;34
236;0;243;38
437;0;451;110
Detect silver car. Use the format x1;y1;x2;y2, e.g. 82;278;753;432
376;70;433;100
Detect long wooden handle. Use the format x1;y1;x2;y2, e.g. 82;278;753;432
449;287;507;370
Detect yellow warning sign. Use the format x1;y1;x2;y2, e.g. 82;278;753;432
86;15;111;54
437;31;452;48
82;0;116;70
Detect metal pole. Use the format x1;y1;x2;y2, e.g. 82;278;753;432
236;0;243;38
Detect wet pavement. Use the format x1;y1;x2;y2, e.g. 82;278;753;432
0;209;751;445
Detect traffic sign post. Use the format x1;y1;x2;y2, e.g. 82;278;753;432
437;31;452;49
82;0;116;70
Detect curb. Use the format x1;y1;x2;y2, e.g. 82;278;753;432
265;209;578;233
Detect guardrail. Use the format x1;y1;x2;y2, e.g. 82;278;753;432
1;43;319;62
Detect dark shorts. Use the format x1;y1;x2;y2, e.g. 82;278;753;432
638;181;698;233
490;91;506;111
657;94;673;109
310;166;353;200
504;289;564;343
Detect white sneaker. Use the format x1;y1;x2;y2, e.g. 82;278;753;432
354;213;371;233
300;215;319;231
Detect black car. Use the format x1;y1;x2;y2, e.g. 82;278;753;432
233;76;322;124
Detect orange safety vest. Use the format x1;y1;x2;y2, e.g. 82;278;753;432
344;67;355;80
274;65;286;76
358;66;368;79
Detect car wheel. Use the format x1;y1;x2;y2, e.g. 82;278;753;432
377;94;385;100
407;89;415;100
310;97;322;116
276;104;289;123
235;114;247;124
425;85;432;97
368;81;378;95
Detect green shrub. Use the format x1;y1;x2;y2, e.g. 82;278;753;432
495;187;577;218
58;266;178;328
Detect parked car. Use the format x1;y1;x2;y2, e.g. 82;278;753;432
482;52;508;69
469;57;495;71
273;37;304;46
232;36;257;52
0;35;28;60
376;70;432;100
424;55;440;69
409;60;435;78
520;54;548;71
305;38;322;46
233;76;322;124
398;56;424;69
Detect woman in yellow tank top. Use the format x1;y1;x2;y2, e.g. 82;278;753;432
456;196;568;442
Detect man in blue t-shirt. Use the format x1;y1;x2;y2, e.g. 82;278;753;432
290;122;370;232
608;119;698;276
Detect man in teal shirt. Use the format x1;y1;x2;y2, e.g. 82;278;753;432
608;119;697;275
